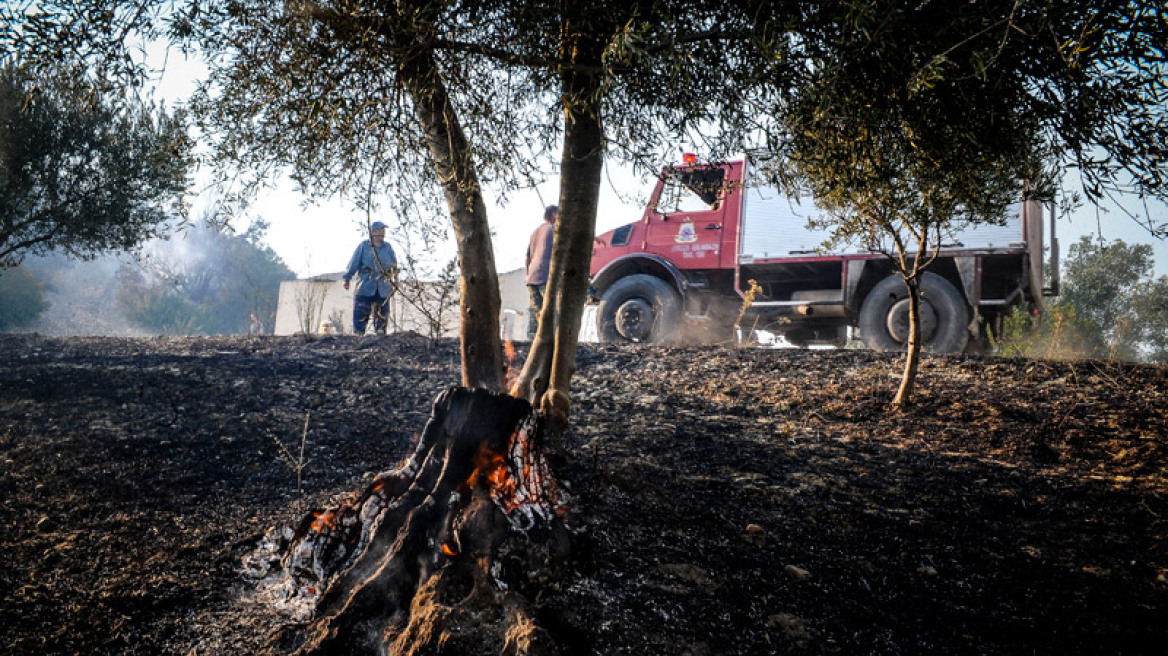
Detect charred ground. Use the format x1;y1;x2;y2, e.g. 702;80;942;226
1;333;1166;655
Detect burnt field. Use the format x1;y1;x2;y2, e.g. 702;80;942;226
1;332;1166;655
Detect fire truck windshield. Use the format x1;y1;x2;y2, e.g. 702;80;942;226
657;167;726;213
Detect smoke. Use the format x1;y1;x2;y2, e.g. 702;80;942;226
14;220;293;337
19;253;150;337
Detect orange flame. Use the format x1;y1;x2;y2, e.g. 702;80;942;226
465;422;564;516
503;340;519;388
469;445;515;500
310;511;337;534
441;543;458;557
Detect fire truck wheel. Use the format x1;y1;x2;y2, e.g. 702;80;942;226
859;273;969;353
597;274;682;344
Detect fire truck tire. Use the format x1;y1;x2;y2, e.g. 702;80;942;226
597;274;682;344
859;273;969;353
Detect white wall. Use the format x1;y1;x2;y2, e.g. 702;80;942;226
273;276;353;335
274;269;537;338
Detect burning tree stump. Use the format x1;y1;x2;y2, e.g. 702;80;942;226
266;387;569;656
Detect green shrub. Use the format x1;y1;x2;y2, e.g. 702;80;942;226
997;303;1105;360
0;267;50;330
116;274;211;335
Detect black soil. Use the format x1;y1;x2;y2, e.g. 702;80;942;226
1;333;1166;655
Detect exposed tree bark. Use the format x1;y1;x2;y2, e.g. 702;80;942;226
270;387;565;656
256;9;616;656
300;1;507;393
262;11;570;655
894;275;922;407
299;1;506;392
511;38;606;446
890;224;940;408
399;45;506;393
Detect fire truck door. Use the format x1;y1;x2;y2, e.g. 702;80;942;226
645;168;726;268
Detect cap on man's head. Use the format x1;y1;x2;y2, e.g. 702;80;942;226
370;221;388;231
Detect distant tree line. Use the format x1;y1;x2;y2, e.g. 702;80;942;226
117;219;294;335
1000;236;1168;363
6;229;1166;360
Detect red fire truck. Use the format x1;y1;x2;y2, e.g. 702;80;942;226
588;155;1057;352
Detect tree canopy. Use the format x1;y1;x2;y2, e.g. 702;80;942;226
1059;235;1168;361
763;1;1167;205
0;62;192;269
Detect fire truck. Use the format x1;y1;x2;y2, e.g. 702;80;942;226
588;155;1057;352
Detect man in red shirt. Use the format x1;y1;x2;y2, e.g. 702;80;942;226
524;205;558;339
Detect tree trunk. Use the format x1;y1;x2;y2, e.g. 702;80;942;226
266;388;566;656
511;42;605;445
893;275;922;407
269;11;603;656
261;20;571;656
400;42;505;393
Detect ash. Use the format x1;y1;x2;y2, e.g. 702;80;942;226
2;333;1167;655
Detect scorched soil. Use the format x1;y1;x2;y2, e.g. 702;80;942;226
1;333;1165;655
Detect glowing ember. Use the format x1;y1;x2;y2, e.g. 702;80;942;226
466;412;566;530
310;511;337;533
503;340;518;387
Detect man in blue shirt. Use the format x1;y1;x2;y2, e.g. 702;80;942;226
342;221;398;334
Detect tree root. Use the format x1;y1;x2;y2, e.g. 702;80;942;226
265;387;567;656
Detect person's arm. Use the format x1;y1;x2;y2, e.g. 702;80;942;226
343;243;364;290
541;223;554;261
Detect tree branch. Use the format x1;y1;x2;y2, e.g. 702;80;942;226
431;29;752;72
296;3;749;75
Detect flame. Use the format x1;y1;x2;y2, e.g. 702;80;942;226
503;340;518;388
470;444;516;503
441;543;458;557
310;510;337;534
466;419;565;520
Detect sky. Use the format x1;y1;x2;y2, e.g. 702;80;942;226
150;46;1168;283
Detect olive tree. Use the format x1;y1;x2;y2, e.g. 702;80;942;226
757;0;1167;405
166;2;780;652
0;62;191;269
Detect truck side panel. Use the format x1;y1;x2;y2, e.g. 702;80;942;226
739;186;868;259
738;163;1027;261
